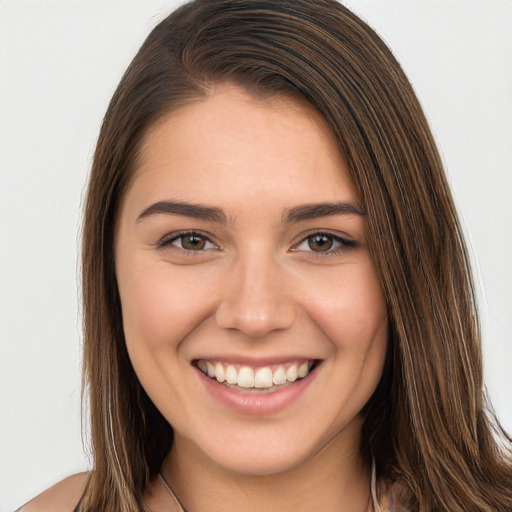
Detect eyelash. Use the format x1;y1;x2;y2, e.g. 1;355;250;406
157;230;357;257
291;231;357;256
158;231;219;253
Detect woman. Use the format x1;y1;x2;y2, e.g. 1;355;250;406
20;0;512;511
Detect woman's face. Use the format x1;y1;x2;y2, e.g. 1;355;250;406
115;84;388;476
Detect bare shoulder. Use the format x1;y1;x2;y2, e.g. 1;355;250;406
17;472;89;512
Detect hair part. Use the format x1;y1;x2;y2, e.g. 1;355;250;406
80;1;512;510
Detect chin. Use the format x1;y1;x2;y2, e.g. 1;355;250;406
186;418;360;478
206;443;316;477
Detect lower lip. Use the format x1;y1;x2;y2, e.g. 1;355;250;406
196;365;319;416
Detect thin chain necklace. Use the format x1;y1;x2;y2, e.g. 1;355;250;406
158;468;376;512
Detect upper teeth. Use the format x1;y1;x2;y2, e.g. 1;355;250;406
196;360;313;389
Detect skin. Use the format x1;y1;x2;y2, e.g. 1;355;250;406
116;84;388;511
17;474;88;512
21;84;388;512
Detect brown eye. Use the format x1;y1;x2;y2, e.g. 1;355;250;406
159;231;218;252
307;234;333;252
181;235;207;250
292;232;356;256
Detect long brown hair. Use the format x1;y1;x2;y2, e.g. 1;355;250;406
80;1;512;510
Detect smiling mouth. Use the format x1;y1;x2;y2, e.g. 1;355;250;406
194;359;318;393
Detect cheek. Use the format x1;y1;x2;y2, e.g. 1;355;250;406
117;261;219;352
301;262;388;354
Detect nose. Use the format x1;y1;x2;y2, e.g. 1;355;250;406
215;252;297;338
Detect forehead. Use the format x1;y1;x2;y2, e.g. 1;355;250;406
125;84;357;218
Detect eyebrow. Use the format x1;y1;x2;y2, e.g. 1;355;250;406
283;202;364;222
137;201;228;224
136;200;364;224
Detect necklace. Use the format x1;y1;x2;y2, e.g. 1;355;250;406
158;466;377;512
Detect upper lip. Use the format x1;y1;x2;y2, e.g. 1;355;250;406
191;355;320;366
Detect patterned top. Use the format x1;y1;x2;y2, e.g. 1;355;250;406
373;480;410;511
371;463;411;512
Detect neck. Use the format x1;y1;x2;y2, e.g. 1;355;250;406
162;424;371;512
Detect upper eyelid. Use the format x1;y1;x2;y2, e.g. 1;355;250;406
290;231;358;254
157;229;356;249
292;229;355;245
158;230;219;248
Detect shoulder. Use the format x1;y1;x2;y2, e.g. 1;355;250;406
17;472;89;512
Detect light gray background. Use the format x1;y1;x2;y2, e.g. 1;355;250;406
1;1;511;510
